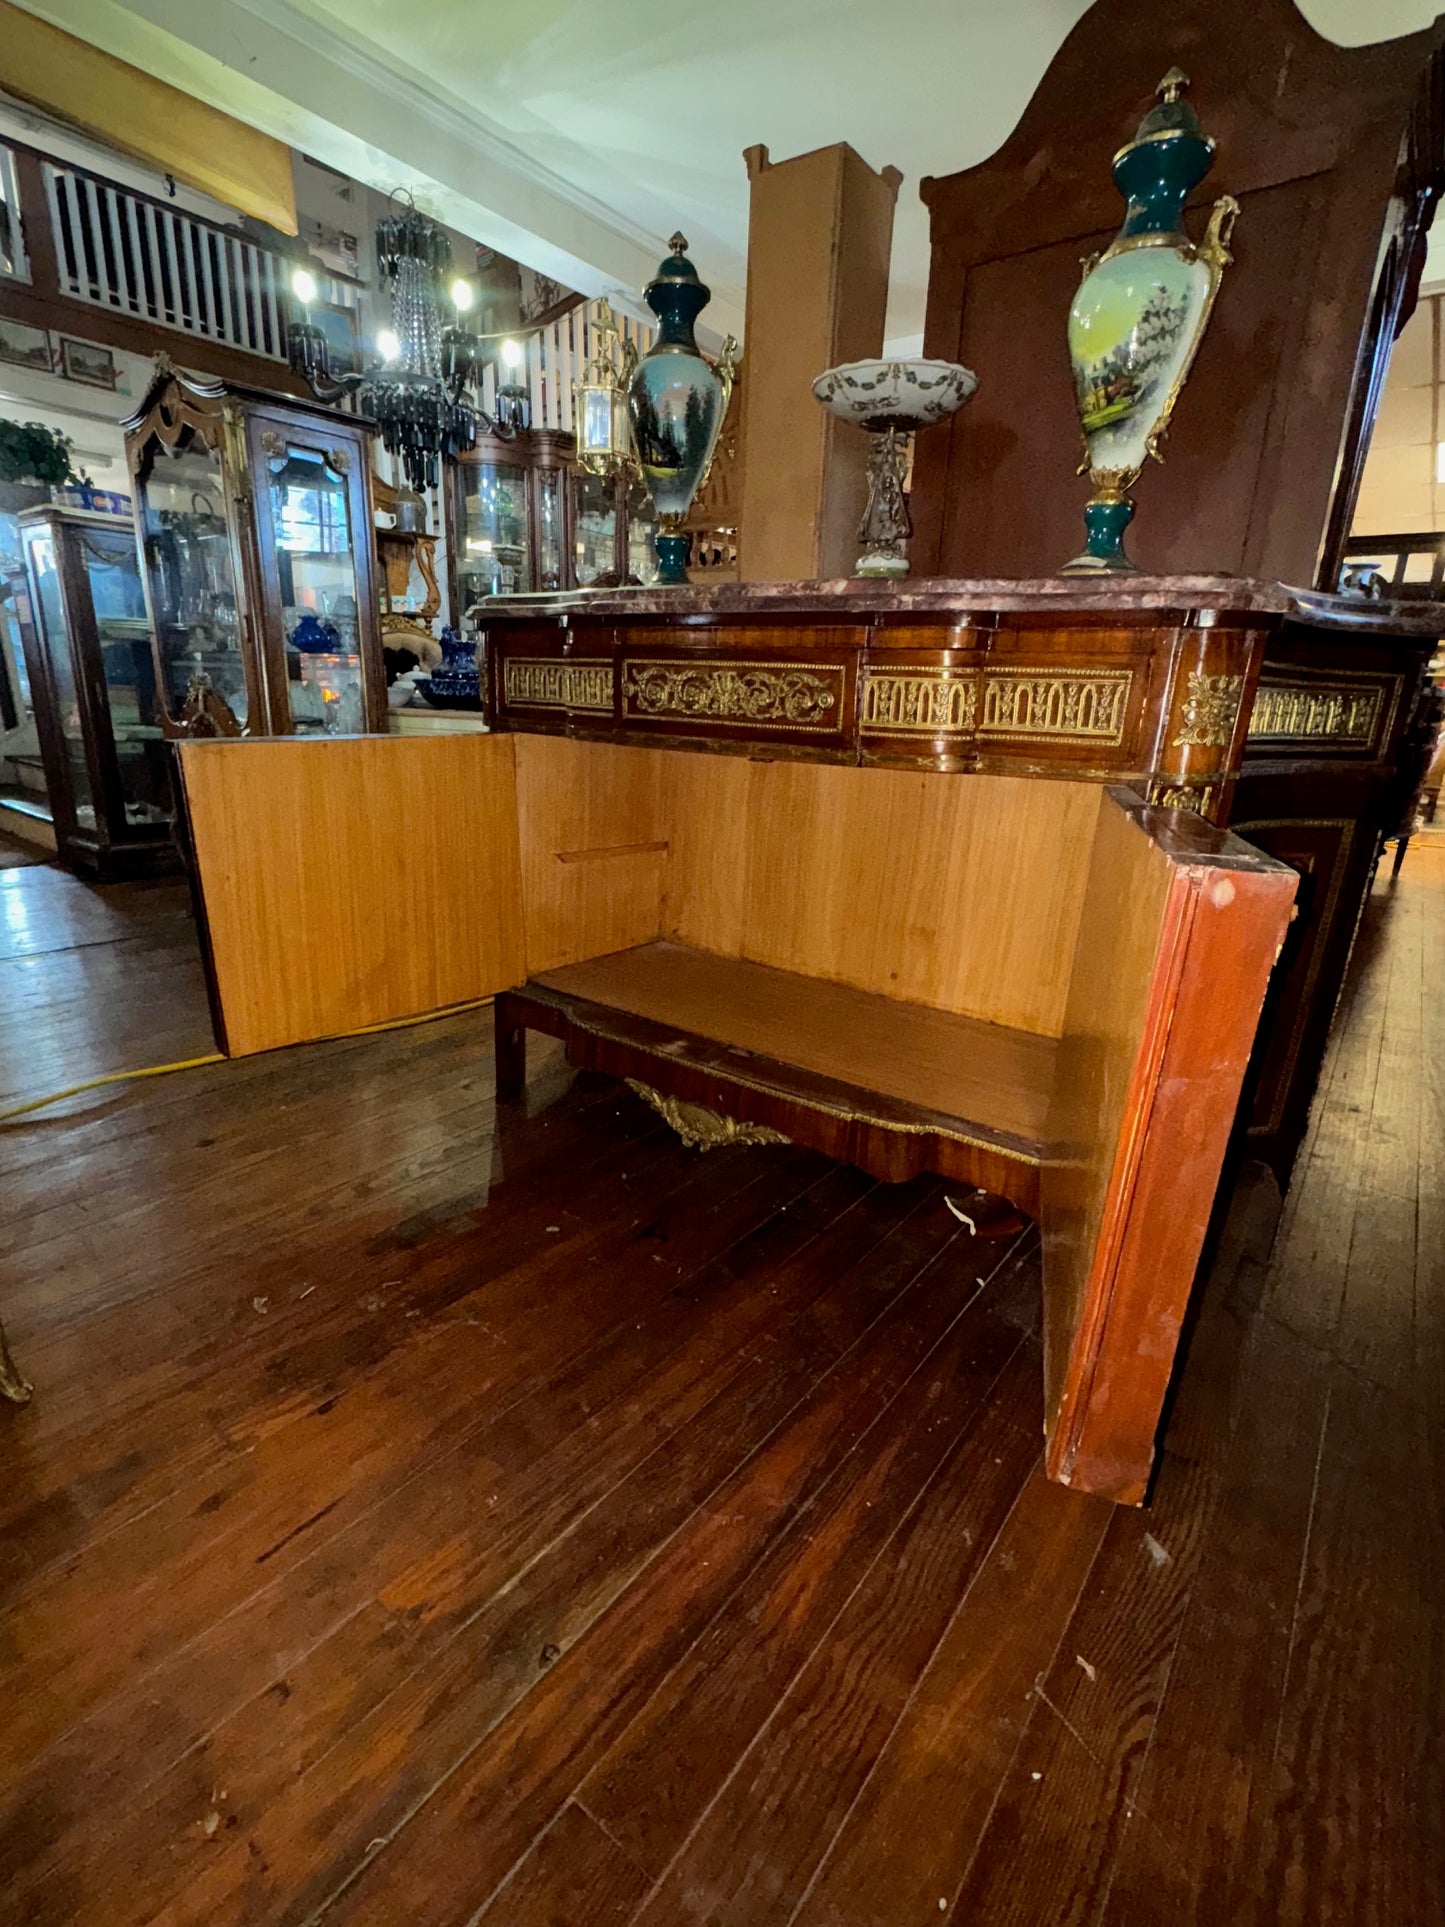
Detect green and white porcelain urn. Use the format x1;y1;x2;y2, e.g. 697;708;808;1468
627;233;737;586
1063;68;1238;573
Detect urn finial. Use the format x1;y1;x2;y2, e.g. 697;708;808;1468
668;231;688;255
1157;66;1190;103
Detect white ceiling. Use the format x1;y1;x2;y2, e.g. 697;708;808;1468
16;0;1445;345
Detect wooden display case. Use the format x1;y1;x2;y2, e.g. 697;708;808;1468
570;469;659;590
13;505;178;878
450;429;659;617
450;428;572;609
123;364;385;738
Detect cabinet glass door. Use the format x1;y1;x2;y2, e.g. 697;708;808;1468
624;479;660;586
267;440;366;735
77;524;169;828
138;431;247;729
23;527;96;832
456;462;531;606
536;468;563;591
573;471;617;586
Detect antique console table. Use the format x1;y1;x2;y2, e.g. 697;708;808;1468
482;574;1289;810
169;575;1443;1502
466;577;1301;1505
482;577;1443;1183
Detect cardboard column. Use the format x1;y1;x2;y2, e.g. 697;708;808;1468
738;142;901;583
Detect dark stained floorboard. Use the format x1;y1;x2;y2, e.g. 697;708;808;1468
0;848;1440;1925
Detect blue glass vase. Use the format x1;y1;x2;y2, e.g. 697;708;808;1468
627;234;737;586
288;611;340;652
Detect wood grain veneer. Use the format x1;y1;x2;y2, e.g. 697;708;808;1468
664;757;1100;1036
177;735;525;1056
514;737;667;973
513;737;1100;1038
1041;791;1297;1501
533;942;1057;1148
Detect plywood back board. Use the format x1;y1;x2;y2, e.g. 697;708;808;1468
663;754;1101;1038
179;735;525;1057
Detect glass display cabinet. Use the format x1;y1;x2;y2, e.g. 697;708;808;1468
571;470;659;589
123;364;384;737
450;427;577;609
14;506;177;877
450;428;663;613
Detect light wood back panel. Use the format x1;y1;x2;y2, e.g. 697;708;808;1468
513;736;668;973
663;755;1102;1038
1041;791;1296;1502
511;739;1100;1037
179;736;525;1057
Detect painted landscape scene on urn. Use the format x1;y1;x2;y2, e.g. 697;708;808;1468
1068;247;1213;476
630;358;722;520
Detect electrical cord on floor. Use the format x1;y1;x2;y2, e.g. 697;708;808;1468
0;995;495;1126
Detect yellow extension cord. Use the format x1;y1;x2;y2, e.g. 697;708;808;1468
0;995;495;1126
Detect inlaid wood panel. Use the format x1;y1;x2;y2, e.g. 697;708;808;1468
482;590;1280;803
178;736;525;1056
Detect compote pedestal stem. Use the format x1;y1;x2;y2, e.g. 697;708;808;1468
858;425;913;578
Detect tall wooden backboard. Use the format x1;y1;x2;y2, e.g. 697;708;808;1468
913;0;1445;587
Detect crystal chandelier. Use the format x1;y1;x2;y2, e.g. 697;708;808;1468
287;194;506;492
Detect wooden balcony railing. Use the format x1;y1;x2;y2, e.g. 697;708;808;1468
0;135;310;392
41;157;288;359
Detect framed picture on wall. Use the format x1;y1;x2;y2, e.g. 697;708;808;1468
58;338;118;390
0;319;52;372
312;302;361;377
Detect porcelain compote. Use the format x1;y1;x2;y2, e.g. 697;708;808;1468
812;358;977;578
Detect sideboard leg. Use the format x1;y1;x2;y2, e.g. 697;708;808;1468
494;996;527;1103
0;1316;33;1405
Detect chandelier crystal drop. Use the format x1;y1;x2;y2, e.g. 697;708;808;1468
287;194;499;493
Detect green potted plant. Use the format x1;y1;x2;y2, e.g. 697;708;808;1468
0;418;75;515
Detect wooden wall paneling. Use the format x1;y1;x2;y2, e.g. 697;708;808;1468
1042;791;1297;1503
513;736;669;974
663;756;1102;1038
177;736;525;1056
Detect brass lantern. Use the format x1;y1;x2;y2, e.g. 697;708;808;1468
573;301;638;477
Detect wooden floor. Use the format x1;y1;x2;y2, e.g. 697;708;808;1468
0;849;1440;1926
